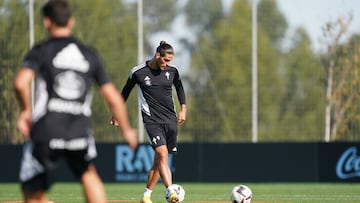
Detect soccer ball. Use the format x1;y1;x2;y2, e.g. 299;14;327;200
165;184;185;203
230;184;252;203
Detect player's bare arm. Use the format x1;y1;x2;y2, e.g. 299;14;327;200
14;68;34;139
100;83;138;149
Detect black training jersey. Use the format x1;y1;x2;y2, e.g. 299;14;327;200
22;37;109;142
122;61;186;124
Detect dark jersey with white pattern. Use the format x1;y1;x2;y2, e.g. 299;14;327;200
122;61;186;124
22;37;109;142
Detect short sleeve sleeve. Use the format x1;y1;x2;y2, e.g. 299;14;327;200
22;47;42;72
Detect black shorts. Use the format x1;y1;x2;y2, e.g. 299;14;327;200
144;123;178;154
19;136;97;191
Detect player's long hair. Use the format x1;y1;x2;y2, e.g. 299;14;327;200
156;40;174;56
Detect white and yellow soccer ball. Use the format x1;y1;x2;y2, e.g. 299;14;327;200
230;184;252;203
165;184;185;203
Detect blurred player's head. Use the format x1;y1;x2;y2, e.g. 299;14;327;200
42;0;74;32
155;41;174;69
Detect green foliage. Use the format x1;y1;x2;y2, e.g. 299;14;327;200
278;28;325;141
258;0;288;48
0;0;30;143
0;0;138;143
143;0;177;33
1;0;359;143
68;0;138;141
186;0;287;142
185;0;223;32
322;30;360;141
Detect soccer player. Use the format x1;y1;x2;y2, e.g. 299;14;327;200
110;41;187;203
14;0;137;202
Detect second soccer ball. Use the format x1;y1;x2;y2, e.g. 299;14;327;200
230;184;252;203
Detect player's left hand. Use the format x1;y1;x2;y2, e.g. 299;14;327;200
178;111;186;125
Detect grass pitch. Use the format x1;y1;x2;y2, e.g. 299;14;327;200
0;182;359;203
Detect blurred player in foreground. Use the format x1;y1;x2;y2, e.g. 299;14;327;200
111;41;186;203
14;0;137;202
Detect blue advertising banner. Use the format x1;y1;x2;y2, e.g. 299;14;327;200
1;142;359;182
114;145;174;181
336;146;360;180
318;143;360;182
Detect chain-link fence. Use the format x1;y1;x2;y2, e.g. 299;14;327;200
1;0;359;144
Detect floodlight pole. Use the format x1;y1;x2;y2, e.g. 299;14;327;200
29;0;34;48
251;0;258;143
137;0;145;142
29;0;35;107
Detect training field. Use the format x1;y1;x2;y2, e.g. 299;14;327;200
0;182;359;203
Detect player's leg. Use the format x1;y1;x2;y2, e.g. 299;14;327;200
141;154;160;203
164;123;179;203
146;157;160;190
66;137;106;203
154;145;172;187
144;145;173;189
154;145;180;203
81;164;106;203
20;141;54;203
141;146;172;203
141;123;174;203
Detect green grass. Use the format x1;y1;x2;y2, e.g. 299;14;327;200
0;182;360;203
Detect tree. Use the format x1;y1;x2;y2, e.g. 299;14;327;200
258;0;287;49
185;0;223;33
185;0;285;142
0;0;138;143
278;28;325;141
322;15;360;141
181;0;226;142
0;0;30;143
68;0;138;141
143;0;178;33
